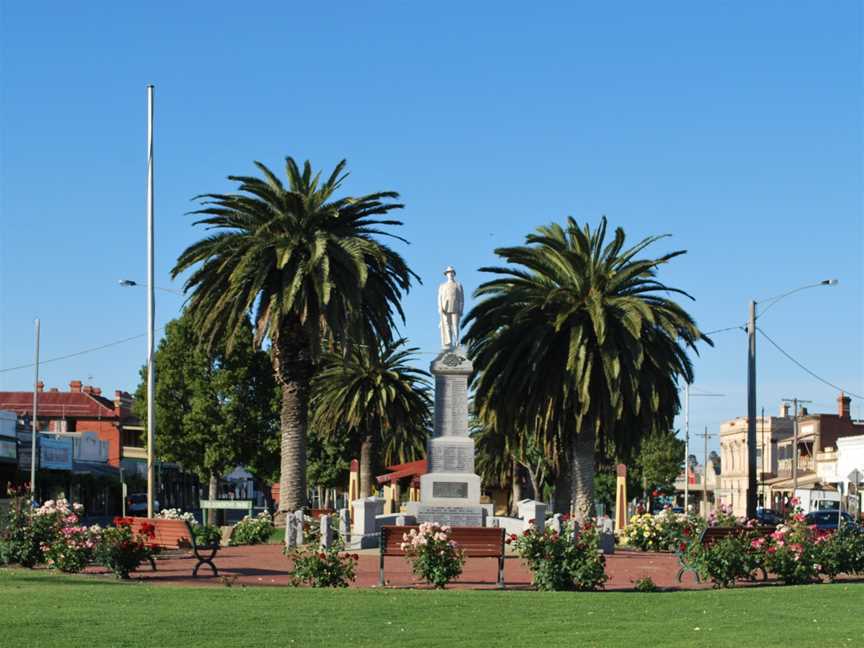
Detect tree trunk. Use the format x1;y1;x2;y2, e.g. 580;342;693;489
359;434;374;498
207;472;219;526
553;456;571;514
510;460;522;515
570;420;596;523
526;464;542;503
272;324;312;523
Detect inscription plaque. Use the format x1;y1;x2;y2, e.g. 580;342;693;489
417;504;484;527
432;481;468;498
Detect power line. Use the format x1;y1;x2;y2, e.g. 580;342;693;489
757;326;864;400
703;324;745;336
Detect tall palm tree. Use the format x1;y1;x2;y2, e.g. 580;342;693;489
172;157;417;515
310;339;432;497
463;216;710;521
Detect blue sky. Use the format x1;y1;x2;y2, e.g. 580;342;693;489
1;1;861;454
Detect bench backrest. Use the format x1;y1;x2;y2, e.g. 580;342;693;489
699;525;775;546
129;517;192;549
381;526;504;557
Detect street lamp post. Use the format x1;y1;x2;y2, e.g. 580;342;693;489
146;84;156;519
745;279;838;519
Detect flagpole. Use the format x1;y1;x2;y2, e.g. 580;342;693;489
146;84;156;518
30;318;40;500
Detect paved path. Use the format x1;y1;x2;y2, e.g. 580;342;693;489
86;545;709;590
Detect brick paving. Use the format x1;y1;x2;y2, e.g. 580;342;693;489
84;545;709;590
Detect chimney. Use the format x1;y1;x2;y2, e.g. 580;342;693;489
82;385;93;395
780;402;790;417
69;380;82;393
800;406;808;416
93;387;102;396
838;392;851;419
36;381;44;393
49;388;59;393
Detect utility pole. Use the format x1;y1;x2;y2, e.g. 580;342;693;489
782;397;812;504
746;300;758;519
684;383;690;512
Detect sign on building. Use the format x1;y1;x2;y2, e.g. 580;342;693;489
40;437;73;470
74;432;108;463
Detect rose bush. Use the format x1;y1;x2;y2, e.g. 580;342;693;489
400;522;464;588
619;507;704;552
43;524;101;573
96;517;156;579
228;512;273;546
286;539;358;587
512;519;607;591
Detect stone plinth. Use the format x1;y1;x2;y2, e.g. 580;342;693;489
419;348;484;527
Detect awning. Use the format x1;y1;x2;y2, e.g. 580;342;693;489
768;472;838;491
376;459;427;485
71;461;121;480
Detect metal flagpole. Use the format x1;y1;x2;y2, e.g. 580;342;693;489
30;319;40;499
684;383;690;512
146;85;156;518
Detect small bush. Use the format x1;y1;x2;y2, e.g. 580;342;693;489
512;520;608;591
401;522;465;588
633;576;658;592
96;517;155;579
43;524;101;573
192;524;222;547
229;512;274;546
286;539;357;587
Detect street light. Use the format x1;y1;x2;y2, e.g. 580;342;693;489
745;279;838;518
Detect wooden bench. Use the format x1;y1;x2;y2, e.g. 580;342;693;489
128;518;220;577
379;526;505;587
676;525;775;583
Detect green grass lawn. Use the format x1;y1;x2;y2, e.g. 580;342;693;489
2;569;861;647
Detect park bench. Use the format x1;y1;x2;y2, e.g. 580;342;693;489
128;517;220;577
676;525;776;583
379;525;505;587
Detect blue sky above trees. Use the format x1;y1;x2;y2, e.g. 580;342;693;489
0;1;861;451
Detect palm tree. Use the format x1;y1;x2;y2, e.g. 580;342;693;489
463;216;710;521
310;339;432;497
172;157;417;515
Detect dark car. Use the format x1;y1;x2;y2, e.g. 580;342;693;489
126;493;159;516
755;508;783;526
803;510;857;531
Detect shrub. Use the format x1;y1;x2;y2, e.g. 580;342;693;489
634;576;658;592
192;524;222;547
228;512;274;546
96;517;155;579
763;511;821;585
43;525;101;573
707;503;743;528
619;509;704;552
401;522;465;588
286;539;358;587
512;520;608;591
156;508;198;526
691;533;761;588
0;486;87;568
814;525;864;581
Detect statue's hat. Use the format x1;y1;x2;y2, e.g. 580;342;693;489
443;265;456;275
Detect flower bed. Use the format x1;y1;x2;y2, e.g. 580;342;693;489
228;511;274;546
619;507;704;552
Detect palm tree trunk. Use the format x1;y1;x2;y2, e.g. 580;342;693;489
570;420;596;523
207;472;219;526
359;434;374;498
553;457;571;514
272;323;312;524
510;460;522;515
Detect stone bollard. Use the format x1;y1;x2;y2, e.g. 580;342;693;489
284;512;297;550
338;508;351;543
294;509;305;546
518;500;546;533
319;515;333;549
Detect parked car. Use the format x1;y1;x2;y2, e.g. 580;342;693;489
126;493;159;516
755;507;783;526
803;510;858;531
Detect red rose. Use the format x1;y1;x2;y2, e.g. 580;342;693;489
679;543;687;552
352;554;359;561
505;538;512;545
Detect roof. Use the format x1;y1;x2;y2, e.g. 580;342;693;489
0;391;117;419
376;459;427;485
767;473;838;490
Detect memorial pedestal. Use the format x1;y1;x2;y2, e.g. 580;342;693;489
419;348;484;527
